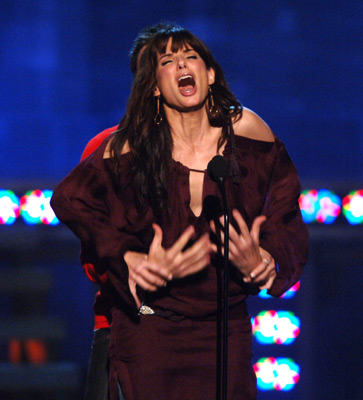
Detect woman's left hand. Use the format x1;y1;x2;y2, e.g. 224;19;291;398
211;209;276;290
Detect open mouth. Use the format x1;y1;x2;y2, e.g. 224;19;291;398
178;74;195;94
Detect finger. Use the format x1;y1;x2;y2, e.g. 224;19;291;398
229;212;256;257
227;221;245;249
250;215;267;245
259;246;271;260
131;274;160;291
226;240;240;260
241;257;272;283
149;223;163;253
183;254;211;276
176;250;211;278
168;225;195;257
253;267;276;288
129;268;160;290
250;260;276;285
128;278;141;308
130;268;164;288
218;235;246;263
210;220;219;240
131;264;168;289
232;209;250;238
218;215;241;245
210;220;216;234
258;270;277;290
250;257;275;279
216;218;225;242
134;259;171;281
211;243;218;253
176;233;212;265
172;234;212;278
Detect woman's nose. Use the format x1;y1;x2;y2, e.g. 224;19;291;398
177;57;186;69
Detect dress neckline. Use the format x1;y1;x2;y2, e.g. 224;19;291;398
171;135;231;174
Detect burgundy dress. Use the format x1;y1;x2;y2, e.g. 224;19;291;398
51;133;308;400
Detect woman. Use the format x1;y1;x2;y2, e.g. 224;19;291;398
51;26;308;400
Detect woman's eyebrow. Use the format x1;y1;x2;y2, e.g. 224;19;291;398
159;53;172;61
159;48;195;62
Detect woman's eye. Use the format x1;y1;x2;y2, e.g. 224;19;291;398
187;55;197;59
161;60;172;66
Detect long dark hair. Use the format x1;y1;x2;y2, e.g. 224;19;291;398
110;26;242;216
129;22;183;76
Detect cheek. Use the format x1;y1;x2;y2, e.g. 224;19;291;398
159;72;176;95
157;68;171;85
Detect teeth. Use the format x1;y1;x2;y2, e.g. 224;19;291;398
179;74;192;81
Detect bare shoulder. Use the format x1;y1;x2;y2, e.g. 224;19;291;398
233;107;275;142
103;136;130;159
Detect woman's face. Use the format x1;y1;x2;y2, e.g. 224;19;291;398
154;37;215;112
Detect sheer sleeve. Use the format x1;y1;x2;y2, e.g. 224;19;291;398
51;152;144;312
259;137;309;297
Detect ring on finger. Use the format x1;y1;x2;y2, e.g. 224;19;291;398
263;258;271;266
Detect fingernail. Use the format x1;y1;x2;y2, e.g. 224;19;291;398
250;272;255;279
168;274;173;280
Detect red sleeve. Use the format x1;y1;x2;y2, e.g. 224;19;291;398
82;262;108;284
259;137;309;297
80;125;118;161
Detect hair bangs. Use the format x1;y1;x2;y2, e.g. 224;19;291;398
152;29;212;69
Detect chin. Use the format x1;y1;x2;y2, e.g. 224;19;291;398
166;97;207;113
174;103;205;113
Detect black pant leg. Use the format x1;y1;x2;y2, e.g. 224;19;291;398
84;328;111;400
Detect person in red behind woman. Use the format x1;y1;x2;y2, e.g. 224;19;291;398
52;25;308;400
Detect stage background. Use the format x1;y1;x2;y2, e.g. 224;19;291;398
1;1;362;399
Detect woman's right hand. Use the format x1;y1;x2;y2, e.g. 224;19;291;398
148;223;214;279
124;250;170;307
124;224;213;306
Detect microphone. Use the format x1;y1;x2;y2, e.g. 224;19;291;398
207;155;228;183
207;155;228;214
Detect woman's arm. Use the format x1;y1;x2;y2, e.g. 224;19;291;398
51;158;144;311
258;137;309;297
211;135;308;296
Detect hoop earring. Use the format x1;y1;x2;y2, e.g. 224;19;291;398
154;96;163;125
208;86;219;117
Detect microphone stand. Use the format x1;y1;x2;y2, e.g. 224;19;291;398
207;155;229;400
217;177;229;400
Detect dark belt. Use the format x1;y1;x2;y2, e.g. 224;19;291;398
138;302;248;322
138;304;186;321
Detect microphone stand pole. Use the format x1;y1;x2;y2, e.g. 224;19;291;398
207;154;230;400
218;178;229;400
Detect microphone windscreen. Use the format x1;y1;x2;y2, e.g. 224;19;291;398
207;155;228;182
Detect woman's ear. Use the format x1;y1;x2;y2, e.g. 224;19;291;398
154;86;161;97
208;68;215;85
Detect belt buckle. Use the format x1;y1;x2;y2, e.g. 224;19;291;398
138;304;155;315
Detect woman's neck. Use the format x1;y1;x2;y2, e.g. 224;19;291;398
166;107;218;145
165;106;222;168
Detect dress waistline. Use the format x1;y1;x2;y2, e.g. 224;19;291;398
138;301;248;322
